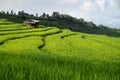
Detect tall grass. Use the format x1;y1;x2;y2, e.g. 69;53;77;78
0;19;120;80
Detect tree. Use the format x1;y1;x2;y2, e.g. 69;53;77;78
10;10;14;15
47;14;50;18
79;18;84;23
41;13;47;19
6;11;9;15
52;12;61;19
17;10;26;21
98;25;108;29
1;11;5;14
52;12;60;17
36;13;38;18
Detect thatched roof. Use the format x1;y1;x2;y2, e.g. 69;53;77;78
24;19;39;24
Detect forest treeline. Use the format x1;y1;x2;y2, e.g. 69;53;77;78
0;10;120;37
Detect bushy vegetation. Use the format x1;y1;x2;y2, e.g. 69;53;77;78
0;11;120;37
0;19;120;80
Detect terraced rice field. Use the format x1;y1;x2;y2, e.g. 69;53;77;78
0;19;120;80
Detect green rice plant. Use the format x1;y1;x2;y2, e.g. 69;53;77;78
0;19;13;25
0;21;13;25
43;30;120;79
0;27;53;35
0;28;60;45
0;31;120;80
0;24;25;28
0;21;120;80
0;26;32;31
0;36;43;54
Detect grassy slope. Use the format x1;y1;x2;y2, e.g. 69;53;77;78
0;19;120;80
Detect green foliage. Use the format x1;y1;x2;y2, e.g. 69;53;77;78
0;19;120;80
39;20;59;27
0;11;120;37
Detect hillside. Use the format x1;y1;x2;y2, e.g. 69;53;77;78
0;11;120;37
0;19;120;80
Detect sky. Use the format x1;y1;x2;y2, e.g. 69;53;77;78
0;0;120;28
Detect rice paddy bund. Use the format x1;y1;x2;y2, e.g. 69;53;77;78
0;19;120;80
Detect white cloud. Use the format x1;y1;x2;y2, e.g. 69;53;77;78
110;0;120;9
62;0;80;3
110;0;117;7
81;0;97;12
96;0;105;10
0;0;120;28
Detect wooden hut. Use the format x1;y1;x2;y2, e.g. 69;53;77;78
24;19;39;28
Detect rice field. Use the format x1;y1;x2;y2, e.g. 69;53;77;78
0;19;120;80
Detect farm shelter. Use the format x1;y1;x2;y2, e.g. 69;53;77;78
24;19;39;28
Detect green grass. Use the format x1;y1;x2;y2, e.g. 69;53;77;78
0;27;53;35
0;19;120;80
0;19;14;25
